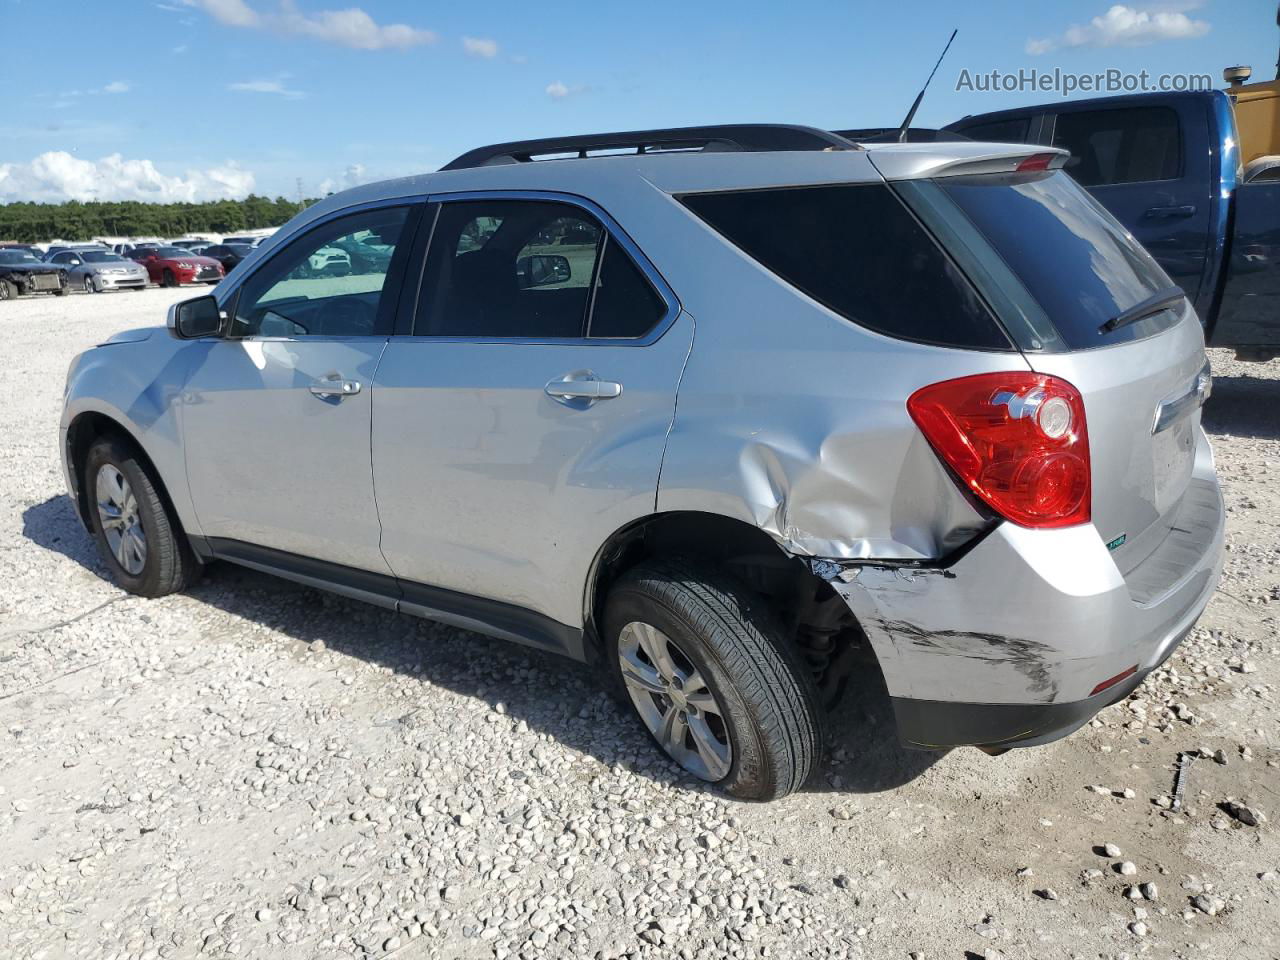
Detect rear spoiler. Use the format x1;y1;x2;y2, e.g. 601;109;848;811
864;145;1070;181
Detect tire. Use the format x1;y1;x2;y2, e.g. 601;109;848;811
83;275;96;294
84;435;198;597
604;558;824;801
0;279;13;300
162;269;177;288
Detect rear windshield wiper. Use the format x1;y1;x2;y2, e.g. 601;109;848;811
1099;287;1186;335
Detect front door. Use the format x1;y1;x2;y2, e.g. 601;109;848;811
372;195;691;631
182;203;420;573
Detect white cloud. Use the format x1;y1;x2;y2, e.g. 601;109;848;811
1027;3;1209;54
545;81;586;100
317;163;369;196
182;0;435;50
462;36;498;58
102;81;130;94
0;152;255;203
228;77;305;99
181;0;259;27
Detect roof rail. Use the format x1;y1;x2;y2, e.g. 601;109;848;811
441;124;861;171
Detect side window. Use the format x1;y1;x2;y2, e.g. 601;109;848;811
416;199;665;340
230;206;411;338
682;185;1011;350
1051;107;1181;187
956;117;1031;144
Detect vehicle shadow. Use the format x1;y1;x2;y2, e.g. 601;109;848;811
22;494;940;797
1203;373;1280;440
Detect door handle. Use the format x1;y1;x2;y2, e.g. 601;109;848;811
1142;204;1196;219
309;377;362;398
544;374;623;401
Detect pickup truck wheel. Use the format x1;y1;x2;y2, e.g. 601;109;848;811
84;436;197;597
604;558;824;801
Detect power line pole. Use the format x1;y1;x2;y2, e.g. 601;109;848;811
296;177;305;207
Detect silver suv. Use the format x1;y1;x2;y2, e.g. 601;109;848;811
60;125;1224;800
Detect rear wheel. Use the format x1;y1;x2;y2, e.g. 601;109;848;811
0;280;14;300
604;558;823;801
84;436;198;597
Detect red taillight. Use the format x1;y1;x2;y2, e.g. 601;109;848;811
907;372;1090;528
1090;664;1139;697
1015;153;1057;172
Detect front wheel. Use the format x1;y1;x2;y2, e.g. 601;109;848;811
84;436;198;597
0;279;14;300
162;269;177;288
604;559;824;801
83;275;96;294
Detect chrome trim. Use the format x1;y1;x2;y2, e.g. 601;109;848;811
1152;360;1212;435
399;188;681;348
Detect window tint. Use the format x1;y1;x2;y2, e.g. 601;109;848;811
589;238;666;338
939;171;1175;348
1051;107;1180;187
416;199;664;340
230;206;410;338
956;117;1031;144
681;184;1010;350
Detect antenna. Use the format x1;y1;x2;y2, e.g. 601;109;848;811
896;29;958;143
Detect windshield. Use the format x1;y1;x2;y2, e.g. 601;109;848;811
936;171;1176;348
0;250;41;264
83;251;125;263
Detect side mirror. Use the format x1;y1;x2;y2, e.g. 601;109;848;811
167;295;224;339
68;257;82;266
516;254;571;288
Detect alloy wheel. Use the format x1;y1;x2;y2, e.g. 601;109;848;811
617;621;733;781
95;464;147;575
83;275;94;293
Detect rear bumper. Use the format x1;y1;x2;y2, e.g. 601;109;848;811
834;434;1224;750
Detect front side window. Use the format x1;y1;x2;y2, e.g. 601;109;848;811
682;184;1011;350
230;206;411;338
415;199;665;340
1051;107;1181;187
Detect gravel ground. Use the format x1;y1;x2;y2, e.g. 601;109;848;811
1;286;1277;960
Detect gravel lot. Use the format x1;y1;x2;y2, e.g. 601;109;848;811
2;286;1277;960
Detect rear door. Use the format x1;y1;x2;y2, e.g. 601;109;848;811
371;194;691;633
1210;180;1280;350
1046;101;1213;311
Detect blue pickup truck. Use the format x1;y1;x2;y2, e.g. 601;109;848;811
946;90;1280;361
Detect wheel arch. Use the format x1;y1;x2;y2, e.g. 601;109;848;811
582;510;871;708
66;411;185;541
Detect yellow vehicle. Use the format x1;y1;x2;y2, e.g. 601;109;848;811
1227;66;1280;169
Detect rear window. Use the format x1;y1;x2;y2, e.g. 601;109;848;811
681;184;1012;351
939;171;1176;348
1051;107;1181;187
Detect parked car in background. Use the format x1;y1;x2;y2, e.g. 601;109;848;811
295;244;351;277
45;243;107;259
0;243;43;255
59;124;1223;800
47;249;149;293
201;243;253;274
0;247;67;299
946;88;1280;361
128;245;224;287
333;231;393;274
222;235;263;246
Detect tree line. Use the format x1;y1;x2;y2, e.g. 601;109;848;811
0;195;318;243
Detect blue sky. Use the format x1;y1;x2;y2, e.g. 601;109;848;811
0;0;1274;202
